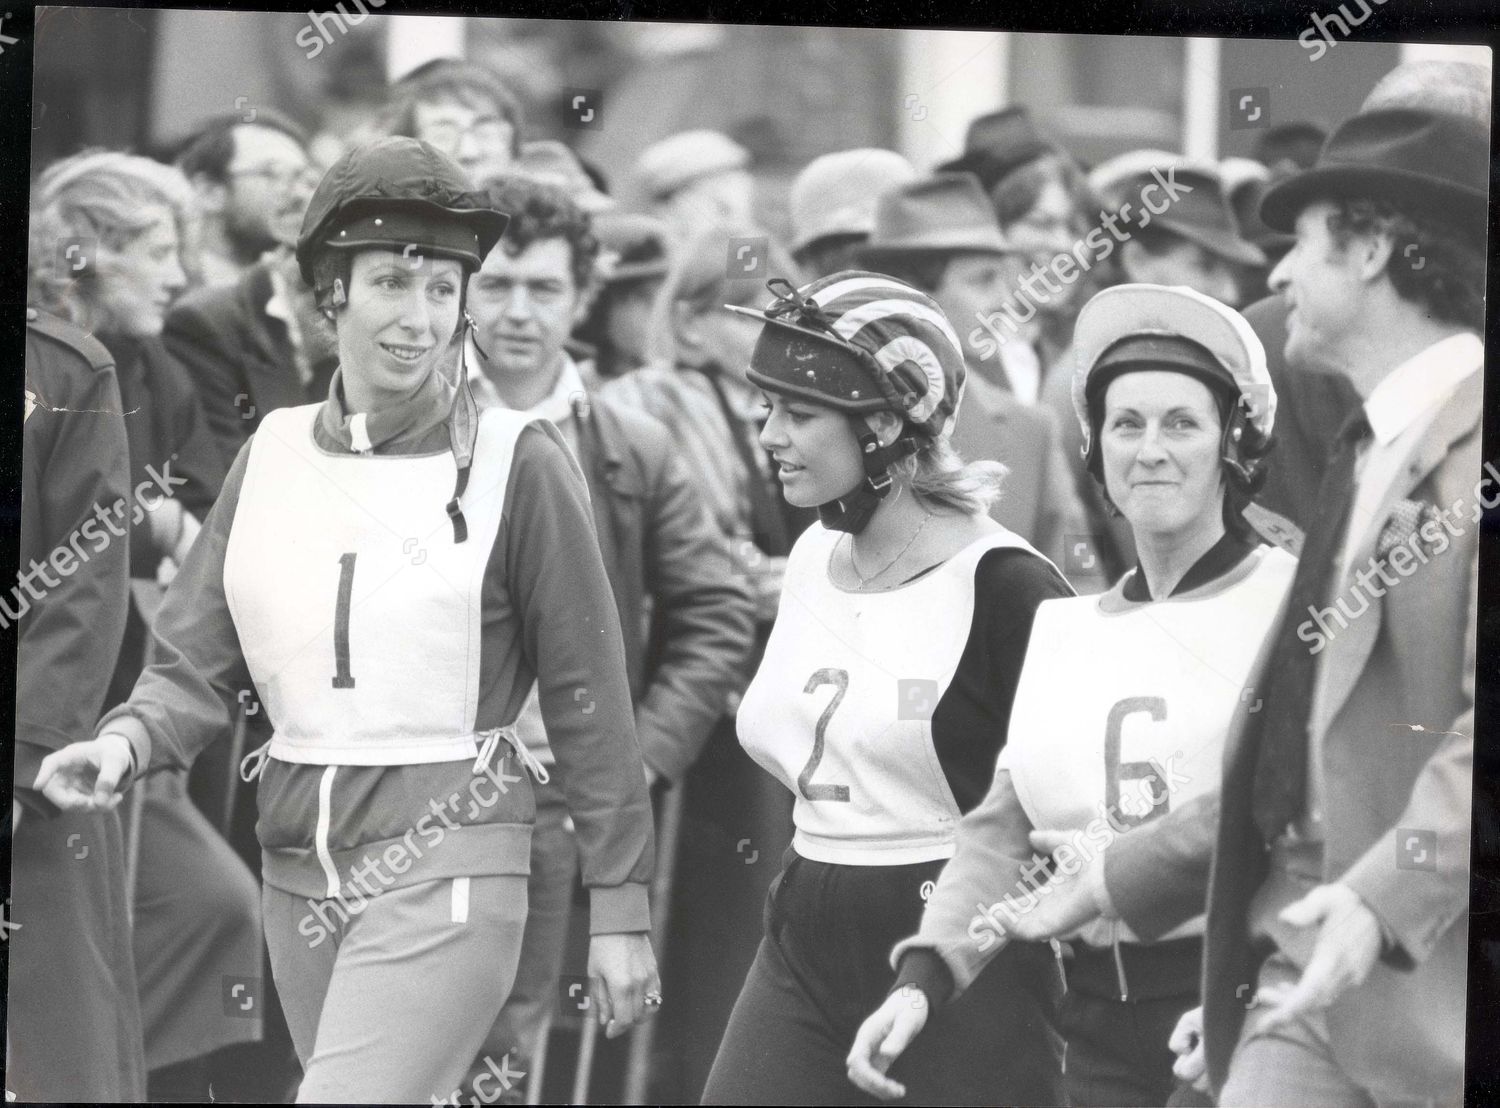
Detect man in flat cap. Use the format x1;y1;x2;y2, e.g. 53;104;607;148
635;129;756;246
787;148;916;279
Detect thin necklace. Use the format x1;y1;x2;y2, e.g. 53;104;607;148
848;512;931;588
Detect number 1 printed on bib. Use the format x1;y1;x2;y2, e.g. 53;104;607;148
332;552;357;689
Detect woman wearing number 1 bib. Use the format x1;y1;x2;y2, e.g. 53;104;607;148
848;284;1296;1107
701;272;1073;1105
35;138;660;1103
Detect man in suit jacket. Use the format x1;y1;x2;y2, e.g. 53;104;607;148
857;173;1090;580
1002;106;1485;1107
164;249;338;475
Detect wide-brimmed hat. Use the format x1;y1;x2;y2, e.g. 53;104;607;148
789;148;917;256
593;212;671;285
1112;166;1266;268
1260;107;1488;234
936;106;1053;192
509;140;614;214
855;173;1024;267
635;130;750;202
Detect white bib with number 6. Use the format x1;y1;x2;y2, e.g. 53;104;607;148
224;403;538;765
999;544;1295;940
738;524;1048;866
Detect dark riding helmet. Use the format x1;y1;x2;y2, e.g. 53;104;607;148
295;136;510;309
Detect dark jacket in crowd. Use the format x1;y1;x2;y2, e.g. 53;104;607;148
535;380;757;783
163;259;337;476
10;308;147;1101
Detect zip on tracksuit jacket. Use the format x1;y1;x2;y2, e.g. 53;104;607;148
98;403;654;934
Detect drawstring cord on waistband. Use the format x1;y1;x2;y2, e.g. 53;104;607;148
474;725;550;784
238;728;551;785
239;739;272;783
1112;922;1130;1002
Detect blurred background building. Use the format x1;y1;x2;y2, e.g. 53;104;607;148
30;9;1487;247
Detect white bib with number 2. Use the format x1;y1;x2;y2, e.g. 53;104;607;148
738;524;1048;866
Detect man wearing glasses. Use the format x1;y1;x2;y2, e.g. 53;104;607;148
175;109;320;290
379;58;524;187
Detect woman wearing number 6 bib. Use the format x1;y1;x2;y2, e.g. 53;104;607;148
34;137;660;1104
701;272;1074;1105
848;284;1295;1107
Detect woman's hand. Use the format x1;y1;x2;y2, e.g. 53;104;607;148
34;732;135;811
1169;1005;1210;1093
846;985;930;1100
587;931;661;1039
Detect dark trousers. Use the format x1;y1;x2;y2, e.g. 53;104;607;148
1059;937;1204;1107
703;851;1066;1106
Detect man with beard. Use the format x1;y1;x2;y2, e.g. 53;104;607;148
176;110;319;289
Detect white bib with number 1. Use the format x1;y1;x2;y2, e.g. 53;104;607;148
223;403;536;765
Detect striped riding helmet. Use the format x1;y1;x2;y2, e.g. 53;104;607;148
727;270;967;441
728;271;968;534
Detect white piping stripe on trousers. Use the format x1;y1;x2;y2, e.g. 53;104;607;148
451;876;471;924
316;765;341;898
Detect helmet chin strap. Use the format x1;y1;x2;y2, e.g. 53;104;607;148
817;420;921;535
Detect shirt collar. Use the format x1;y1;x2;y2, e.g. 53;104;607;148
1121;529;1258;603
1362;332;1483;447
466;338;586;425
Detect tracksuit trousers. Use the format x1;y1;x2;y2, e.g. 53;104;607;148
702;849;1066;1106
263;874;528;1104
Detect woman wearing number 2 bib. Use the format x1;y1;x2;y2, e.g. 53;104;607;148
701;272;1073;1105
35;138;660;1103
849;284;1296;1107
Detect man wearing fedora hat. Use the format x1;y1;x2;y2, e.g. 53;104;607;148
575;212;673;379
937;104;1054;195
1108;166;1266;309
1209;103;1484;1108
1000;104;1485;1108
858;173;1088;578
